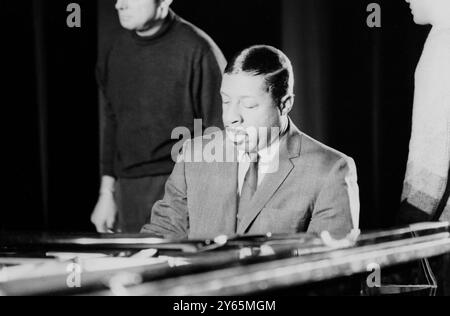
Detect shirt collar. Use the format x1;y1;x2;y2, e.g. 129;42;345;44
237;117;289;164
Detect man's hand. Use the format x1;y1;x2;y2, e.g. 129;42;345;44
91;176;117;233
91;192;117;233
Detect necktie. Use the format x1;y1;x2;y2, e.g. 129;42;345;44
237;154;259;223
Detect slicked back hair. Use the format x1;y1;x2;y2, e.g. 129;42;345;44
224;45;294;105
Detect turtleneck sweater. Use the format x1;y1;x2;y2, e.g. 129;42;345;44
98;10;226;178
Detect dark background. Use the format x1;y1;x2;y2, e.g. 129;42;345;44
0;0;430;233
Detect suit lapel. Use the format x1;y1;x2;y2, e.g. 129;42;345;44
237;121;303;235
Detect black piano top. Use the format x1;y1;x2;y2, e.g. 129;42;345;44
0;222;449;296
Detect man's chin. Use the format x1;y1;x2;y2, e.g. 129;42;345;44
412;15;430;25
119;22;136;30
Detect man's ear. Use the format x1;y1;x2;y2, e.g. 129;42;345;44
279;94;294;116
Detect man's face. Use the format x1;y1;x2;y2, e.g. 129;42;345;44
405;0;434;25
221;73;283;153
115;0;160;31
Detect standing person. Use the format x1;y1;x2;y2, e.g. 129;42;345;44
401;0;450;223
91;0;226;233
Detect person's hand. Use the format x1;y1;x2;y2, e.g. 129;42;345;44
91;176;118;233
91;192;117;233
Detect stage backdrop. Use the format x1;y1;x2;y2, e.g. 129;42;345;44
1;0;430;232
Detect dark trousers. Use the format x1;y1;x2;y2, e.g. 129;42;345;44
115;175;169;233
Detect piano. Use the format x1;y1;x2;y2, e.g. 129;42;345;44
1;222;449;296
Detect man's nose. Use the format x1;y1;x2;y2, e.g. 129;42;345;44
223;103;242;127
115;0;128;10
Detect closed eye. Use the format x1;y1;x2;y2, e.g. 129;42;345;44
241;102;258;109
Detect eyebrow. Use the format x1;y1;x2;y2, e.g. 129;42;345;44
220;91;257;99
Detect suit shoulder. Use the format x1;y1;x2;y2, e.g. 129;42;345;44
301;134;348;160
299;134;355;173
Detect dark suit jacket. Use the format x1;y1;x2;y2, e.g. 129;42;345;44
142;121;360;240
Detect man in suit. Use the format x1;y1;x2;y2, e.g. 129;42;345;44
142;45;360;240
